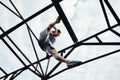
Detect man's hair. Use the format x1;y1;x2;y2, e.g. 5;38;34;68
57;29;61;33
52;29;61;33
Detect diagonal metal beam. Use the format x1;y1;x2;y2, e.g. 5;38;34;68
9;70;24;80
1;28;43;79
0;1;20;18
100;0;111;28
49;49;120;78
95;36;103;43
104;0;120;25
47;47;75;77
110;29;120;37
9;0;44;75
59;24;119;52
0;0;64;39
0;59;44;79
0;3;52;39
1;37;26;66
0;26;42;76
0;67;7;75
51;0;78;43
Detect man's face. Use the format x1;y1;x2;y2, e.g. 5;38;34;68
54;32;61;37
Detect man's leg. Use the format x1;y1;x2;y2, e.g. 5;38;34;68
50;49;82;68
50;49;69;63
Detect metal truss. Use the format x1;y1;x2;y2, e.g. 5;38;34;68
0;0;120;80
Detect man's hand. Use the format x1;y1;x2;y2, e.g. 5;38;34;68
55;16;61;23
47;16;61;32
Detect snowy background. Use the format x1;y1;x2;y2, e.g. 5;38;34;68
0;0;120;80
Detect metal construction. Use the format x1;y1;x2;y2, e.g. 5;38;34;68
0;0;120;80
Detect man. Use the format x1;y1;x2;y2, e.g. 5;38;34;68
38;16;82;68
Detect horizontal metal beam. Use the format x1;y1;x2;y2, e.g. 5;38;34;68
79;42;120;45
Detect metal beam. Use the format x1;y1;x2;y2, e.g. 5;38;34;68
51;0;78;43
0;67;7;75
104;0;120;25
99;0;111;28
0;3;53;39
59;24;119;52
49;49;120;78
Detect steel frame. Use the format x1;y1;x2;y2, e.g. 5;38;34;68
0;0;120;80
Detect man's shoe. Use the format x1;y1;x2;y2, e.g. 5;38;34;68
67;61;82;68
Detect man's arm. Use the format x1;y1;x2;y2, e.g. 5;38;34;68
47;16;61;33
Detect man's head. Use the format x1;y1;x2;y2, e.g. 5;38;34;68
52;29;61;37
